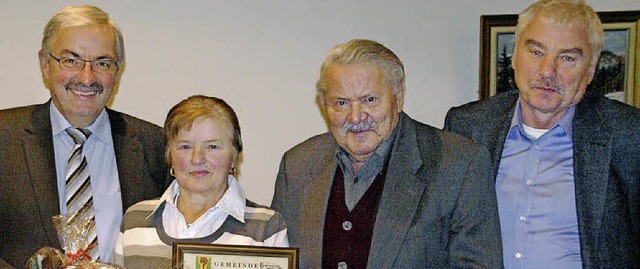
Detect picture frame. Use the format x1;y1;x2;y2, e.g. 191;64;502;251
172;242;298;269
479;10;640;108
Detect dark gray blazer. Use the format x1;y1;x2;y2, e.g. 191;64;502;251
0;102;168;268
272;112;503;268
444;91;640;268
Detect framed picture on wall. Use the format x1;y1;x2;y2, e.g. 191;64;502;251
172;242;298;269
479;10;640;108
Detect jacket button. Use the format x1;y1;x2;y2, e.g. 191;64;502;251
342;221;352;231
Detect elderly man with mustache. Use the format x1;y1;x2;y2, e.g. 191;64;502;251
271;39;503;268
0;6;167;267
444;0;640;268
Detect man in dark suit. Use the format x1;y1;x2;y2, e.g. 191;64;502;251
0;6;167;267
271;39;502;268
444;0;640;268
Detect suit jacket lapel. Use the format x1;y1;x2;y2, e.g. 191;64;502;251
107;109;144;210
25;103;62;246
572;97;610;266
483;94;517;178
300;146;336;267
368;113;426;268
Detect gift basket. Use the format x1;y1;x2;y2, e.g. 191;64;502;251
25;215;125;269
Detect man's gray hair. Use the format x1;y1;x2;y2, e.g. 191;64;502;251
514;0;603;68
316;39;405;105
41;5;125;67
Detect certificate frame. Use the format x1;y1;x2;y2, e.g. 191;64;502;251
172;242;298;269
479;10;640;108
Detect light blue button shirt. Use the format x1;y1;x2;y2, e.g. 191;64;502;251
497;101;582;269
51;103;122;262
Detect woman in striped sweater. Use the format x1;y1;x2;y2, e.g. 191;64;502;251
117;95;289;268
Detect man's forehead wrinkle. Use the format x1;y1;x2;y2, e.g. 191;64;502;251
333;78;373;99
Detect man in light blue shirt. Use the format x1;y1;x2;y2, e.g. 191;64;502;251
497;102;581;268
0;6;167;267
445;0;640;268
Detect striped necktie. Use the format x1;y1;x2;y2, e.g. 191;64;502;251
65;127;99;260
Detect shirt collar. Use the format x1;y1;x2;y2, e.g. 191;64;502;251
50;102;111;143
150;174;247;223
511;99;575;138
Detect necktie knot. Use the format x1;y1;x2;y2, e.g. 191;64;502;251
66;128;92;145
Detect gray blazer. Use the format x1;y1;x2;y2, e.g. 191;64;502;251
272;112;503;268
444;91;640;268
0;102;168;268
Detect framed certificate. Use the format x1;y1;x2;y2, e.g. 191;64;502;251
172;242;298;269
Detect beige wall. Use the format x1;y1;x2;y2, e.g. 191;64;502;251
1;0;638;204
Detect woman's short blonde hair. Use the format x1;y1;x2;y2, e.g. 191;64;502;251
163;95;243;167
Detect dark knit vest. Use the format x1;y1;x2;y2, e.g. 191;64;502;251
321;164;388;269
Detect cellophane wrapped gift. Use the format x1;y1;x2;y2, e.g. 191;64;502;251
25;247;68;269
52;215;92;261
24;215;125;269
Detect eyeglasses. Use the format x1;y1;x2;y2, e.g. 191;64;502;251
48;53;118;73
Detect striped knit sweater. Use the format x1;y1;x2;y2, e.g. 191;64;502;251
119;198;288;269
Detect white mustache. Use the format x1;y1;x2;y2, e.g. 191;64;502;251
343;119;377;132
